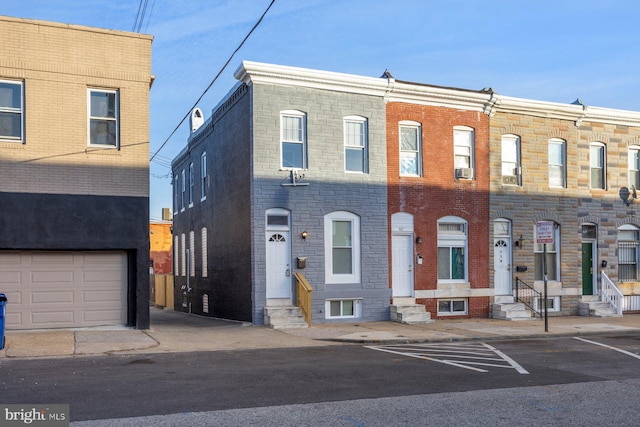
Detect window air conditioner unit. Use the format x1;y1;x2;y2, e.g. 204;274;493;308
502;175;518;185
455;168;473;179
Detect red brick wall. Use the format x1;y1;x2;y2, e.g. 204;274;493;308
387;102;490;317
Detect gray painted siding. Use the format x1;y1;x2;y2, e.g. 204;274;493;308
250;83;390;324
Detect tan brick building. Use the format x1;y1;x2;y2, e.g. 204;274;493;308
0;16;153;329
489;95;640;316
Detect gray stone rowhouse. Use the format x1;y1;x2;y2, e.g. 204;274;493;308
171;61;391;324
488;95;640;315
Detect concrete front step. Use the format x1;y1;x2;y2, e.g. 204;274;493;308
264;306;308;329
578;300;622;318
390;304;434;325
492;302;534;320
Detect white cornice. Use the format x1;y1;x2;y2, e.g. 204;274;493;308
387;80;491;112
234;61;389;97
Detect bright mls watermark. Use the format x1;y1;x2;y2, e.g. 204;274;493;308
1;405;69;426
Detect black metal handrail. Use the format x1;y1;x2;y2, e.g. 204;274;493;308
515;277;542;318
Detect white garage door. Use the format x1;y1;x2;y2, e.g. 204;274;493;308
0;251;127;330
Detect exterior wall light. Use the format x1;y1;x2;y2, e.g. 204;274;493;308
301;231;308;240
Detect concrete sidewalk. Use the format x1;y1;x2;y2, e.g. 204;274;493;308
1;307;639;359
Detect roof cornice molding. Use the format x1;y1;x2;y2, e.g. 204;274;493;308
494;95;640;126
387;80;492;112
234;61;389;97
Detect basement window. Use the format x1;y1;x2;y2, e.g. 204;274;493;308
325;299;362;319
437;299;468;316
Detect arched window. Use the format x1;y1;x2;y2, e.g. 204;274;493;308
590;142;606;189
618;224;640;282
325;211;360;284
501;134;520;185
548;138;566;188
437;216;468;282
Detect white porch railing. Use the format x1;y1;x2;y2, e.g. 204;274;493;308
601;271;624;316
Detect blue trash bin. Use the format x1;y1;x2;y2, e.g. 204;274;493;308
0;294;6;350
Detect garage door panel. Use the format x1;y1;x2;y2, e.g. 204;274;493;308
0;251;127;330
32;310;75;326
32;291;75;304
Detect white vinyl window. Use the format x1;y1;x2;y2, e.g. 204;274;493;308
174;235;179;274
344;116;368;173
325;299;362;319
454;126;474;179
618;224;640;282
201;152;207;201
629;146;640;190
548;138;566;188
189;231;195;277
181;233;186;277
438;299;468;315
281;110;306;169
180;169;186;211
173;174;179;216
0;80;24;142
88;88;118;147
201;227;208;278
590;142;606;189
437;216;468;282
325;211;361;284
188;163;194;207
399;121;422;176
501;134;520;185
534;222;560;281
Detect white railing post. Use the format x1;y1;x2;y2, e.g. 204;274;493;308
600;271;624;316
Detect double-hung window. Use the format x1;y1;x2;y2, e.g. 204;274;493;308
180;169;186;211
454;126;474;179
88;89;118;147
548;138;566;188
344;116;368;173
629;146;640;190
399;121;422;176
534;222;560;281
501;134;521;185
437;216;468;282
0;80;23;142
325;211;361;284
201;152;207;201
281;110;306;169
188;163;194;207
618;225;640;282
590;143;606;189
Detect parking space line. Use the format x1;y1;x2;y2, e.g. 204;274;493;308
365;342;529;374
573;337;640;360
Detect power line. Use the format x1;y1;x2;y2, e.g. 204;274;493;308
149;0;276;163
133;0;155;33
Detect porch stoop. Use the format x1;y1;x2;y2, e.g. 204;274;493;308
390;303;434;324
492;296;535;320
579;295;622;318
264;305;308;329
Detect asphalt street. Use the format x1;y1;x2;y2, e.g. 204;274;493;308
1;334;639;425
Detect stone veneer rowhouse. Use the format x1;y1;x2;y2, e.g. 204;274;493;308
488;95;640;315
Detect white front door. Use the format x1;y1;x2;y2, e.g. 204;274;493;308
266;231;291;299
392;234;414;297
494;238;512;295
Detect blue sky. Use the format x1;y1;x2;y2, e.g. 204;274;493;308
4;0;640;219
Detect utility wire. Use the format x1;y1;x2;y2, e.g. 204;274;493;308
150;0;276;162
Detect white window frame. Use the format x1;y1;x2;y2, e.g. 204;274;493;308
534;222;560;281
325;211;361;284
88;88;119;148
629;146;640;190
618;224;640;282
280;110;307;170
437;299;468;316
0;79;24;143
454;126;475;179
325;299;362;319
501;134;521;186
590;142;606;189
174;235;179;274
180;169;186;212
201;152;207;201
548;138;567;188
188;163;194;207
344;115;368;173
533;296;561;312
173;174;179;216
189;231;195;277
201;227;208;278
437;216;468;283
181;233;186;277
399;121;422;177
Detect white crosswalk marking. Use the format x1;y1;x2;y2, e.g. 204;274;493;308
365;342;529;374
